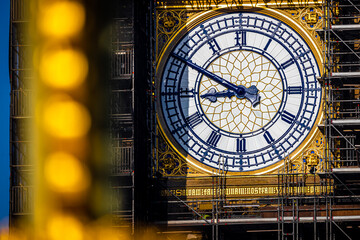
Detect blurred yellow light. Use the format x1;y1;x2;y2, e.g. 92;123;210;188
40;49;88;89
43;99;91;138
38;2;85;38
0;229;9;240
47;214;84;240
44;152;90;193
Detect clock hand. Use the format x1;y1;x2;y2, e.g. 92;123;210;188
243;85;261;107
171;53;261;106
200;88;235;102
171;52;239;92
201;87;261;107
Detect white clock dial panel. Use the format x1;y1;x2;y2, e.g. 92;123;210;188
158;11;321;172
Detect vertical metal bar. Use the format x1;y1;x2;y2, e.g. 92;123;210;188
278;172;281;240
314;173;316;240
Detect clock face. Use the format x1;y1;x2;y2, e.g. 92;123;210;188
157;10;322;173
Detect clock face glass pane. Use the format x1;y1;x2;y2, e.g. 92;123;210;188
159;11;321;172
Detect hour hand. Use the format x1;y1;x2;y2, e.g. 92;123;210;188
201;86;261;107
200;88;235;102
243;85;261;107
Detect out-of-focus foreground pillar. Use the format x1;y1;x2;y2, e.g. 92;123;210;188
31;1;117;239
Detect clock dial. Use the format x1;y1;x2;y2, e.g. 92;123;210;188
157;10;322;173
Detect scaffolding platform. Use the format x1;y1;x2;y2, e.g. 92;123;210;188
159;215;360;227
331;119;360;126
331;24;360;30
330;72;360;78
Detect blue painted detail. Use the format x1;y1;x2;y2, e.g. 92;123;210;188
235;31;247;47
263;39;272;52
200;24;220;54
287;86;302;94
170;123;186;134
235;156;243;166
281;110;295;124
207;131;221;147
264;131;274;144
179;88;195;98
281;58;295;69
208;39;221;54
199;148;209;162
236;138;246;152
272;147;281;160
176;48;188;57
186;112;203;128
297;120;311;131
270;22;282;37
161;88;196;98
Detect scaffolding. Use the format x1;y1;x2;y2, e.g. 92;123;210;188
110;0;155;235
109;0;135;233
9;0;33;229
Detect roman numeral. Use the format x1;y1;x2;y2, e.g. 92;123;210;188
264;131;274;144
200;24;221;55
287;86;302;94
207;131;221;147
208;39;220;54
236;138;246;152
186;112;203;128
281;110;295;124
281;58;295;69
235;31;246;46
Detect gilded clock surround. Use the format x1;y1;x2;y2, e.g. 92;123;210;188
156;6;324;176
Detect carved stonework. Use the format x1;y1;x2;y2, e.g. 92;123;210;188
157;10;197;57
275;131;325;174
287;7;323;46
157;132;188;176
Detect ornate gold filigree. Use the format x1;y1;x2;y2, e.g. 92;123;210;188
157;132;188;176
305;12;318;24
275;132;325;174
287;7;323;46
157;10;197;57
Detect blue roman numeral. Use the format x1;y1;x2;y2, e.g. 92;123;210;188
208;39;220;54
236;138;246;152
264;131;274;144
287;86;302;94
186;112;203;128
207;131;221;147
281;58;295;69
281;110;295;124
235;31;246;46
200;24;221;54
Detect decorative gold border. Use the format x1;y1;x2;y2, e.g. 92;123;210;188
156;7;324;176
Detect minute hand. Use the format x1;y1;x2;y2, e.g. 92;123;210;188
171;53;239;92
171;53;261;107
